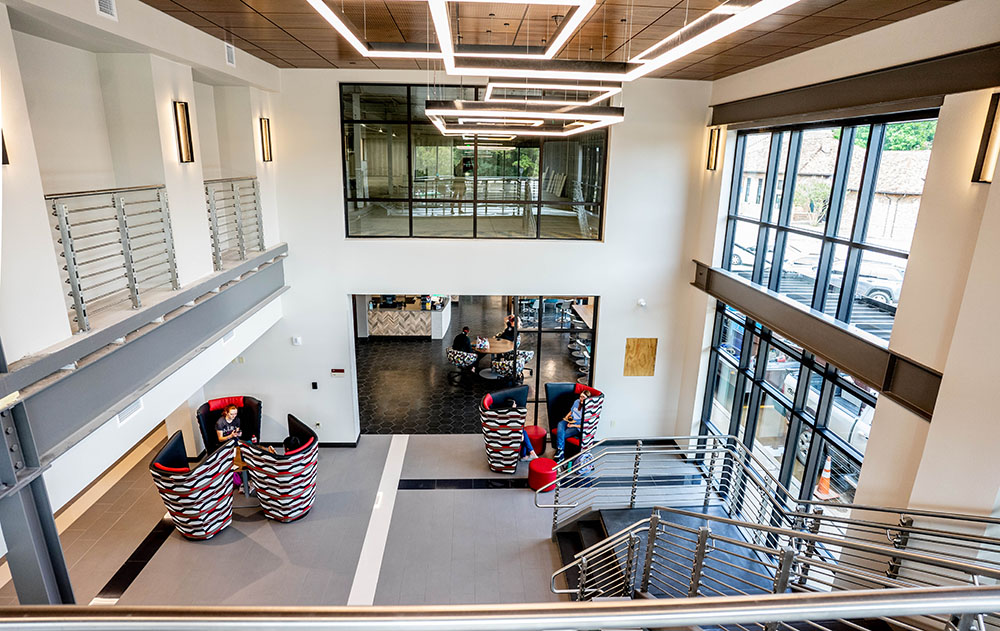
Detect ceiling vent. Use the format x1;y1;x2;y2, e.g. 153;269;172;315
96;0;117;20
117;398;143;426
225;42;237;67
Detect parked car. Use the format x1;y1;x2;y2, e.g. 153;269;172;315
731;243;756;268
855;262;904;305
783;373;873;462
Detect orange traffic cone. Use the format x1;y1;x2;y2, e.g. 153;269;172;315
814;455;839;500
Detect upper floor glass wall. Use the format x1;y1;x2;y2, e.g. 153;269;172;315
341;83;608;239
723;116;936;342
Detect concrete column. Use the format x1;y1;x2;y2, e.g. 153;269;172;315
0;6;74;362
906;145;1000;516
853;90;996;510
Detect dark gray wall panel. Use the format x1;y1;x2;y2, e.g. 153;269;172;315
23;262;285;459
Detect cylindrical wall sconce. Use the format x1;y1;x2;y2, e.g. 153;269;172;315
260;117;272;162
173;101;194;163
706;127;721;171
973;93;999;183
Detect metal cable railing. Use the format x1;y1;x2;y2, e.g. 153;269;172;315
3;586;1000;631
47;185;179;332
537;435;1000;596
205;177;265;271
554;506;1000;631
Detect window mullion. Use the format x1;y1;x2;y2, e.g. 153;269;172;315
811;128;855;312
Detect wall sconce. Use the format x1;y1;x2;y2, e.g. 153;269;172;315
260;117;272;162
173;101;194;163
973;93;999;183
706;127;721;171
2;132;8;166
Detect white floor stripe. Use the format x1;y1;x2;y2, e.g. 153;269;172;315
347;434;408;606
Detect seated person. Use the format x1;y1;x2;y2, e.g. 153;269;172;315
496;315;518;342
452;326;473;353
281;435;303;454
520;429;539;462
216;404;243;443
554;390;591;461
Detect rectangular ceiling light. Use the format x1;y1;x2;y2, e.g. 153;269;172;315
427;99;623;137
428;0;596;70
484;82;622;106
304;0;443;59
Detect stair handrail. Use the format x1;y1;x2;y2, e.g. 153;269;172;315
7;585;1000;631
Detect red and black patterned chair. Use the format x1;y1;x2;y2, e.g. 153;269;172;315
479;385;529;474
546;383;605;458
196;396;262;454
240;415;319;523
149;431;236;540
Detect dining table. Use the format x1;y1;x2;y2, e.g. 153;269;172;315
474;337;515;379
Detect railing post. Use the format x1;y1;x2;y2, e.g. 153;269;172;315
887;515;913;579
703;448;717;508
206;185;223;271
764;547;796;631
53;202;89;332
252;179;266;251
158;188;180;290
796;507;823;586
576;556;588;601
623;532;639;597
688;526;711;597
231;181;247;260
640;512;660;593
630;439;642;509
956;613;980;631
551;482;560;539
113;194;141;309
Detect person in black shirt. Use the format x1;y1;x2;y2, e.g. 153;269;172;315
497;315;518;342
452;326;473;353
215;404;242;443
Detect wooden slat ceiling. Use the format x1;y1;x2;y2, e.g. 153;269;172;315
138;0;958;79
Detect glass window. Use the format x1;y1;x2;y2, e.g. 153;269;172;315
863;119;936;252
836;125;869;240
764;344;800;404
729;220;759;276
812;441;861;507
719;316;745;363
847;251;906;341
709;358;739;433
768;132;791;222
346;201;409;236
825;377;875;458
476;203;537;238
753;393;791;479
341;84;607;239
343;123;408;198
777;232;823;307
789;128;838;233
541;131;605;204
823;244;849;318
736;133;771;219
540;204;599;240
341;84;408;121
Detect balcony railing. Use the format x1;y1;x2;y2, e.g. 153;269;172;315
47;185;179;333
205;177;265;271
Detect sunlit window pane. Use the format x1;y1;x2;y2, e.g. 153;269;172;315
736;133;771;219
789;128;838;233
753;393;790;479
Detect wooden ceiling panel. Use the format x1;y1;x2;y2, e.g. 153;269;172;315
138;0;956;80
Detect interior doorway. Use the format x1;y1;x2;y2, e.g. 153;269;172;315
352;295;598;434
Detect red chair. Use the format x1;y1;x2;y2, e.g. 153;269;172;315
196;396;262;454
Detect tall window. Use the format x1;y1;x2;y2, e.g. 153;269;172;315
341;84;608;239
703;114;937;511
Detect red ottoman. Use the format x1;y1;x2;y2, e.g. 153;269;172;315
529;457;558;492
525;425;546;455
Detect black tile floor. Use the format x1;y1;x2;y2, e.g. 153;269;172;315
355;296;593;434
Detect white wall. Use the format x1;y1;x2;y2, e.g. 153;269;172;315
204;70;713;443
13;31;116;194
0;6;74;362
193;82;222;181
149;54;213;287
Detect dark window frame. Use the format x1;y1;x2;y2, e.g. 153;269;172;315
339;83;609;240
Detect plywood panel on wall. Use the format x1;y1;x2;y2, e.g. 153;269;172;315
624;338;657;377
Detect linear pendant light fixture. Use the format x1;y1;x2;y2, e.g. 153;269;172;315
427;100;624;137
306;0;802;82
484;82;622;106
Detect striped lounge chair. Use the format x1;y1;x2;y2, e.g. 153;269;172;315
150;431;236;540
240;414;319;523
479;385;529;474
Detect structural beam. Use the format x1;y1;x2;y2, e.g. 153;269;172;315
692;262;941;421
